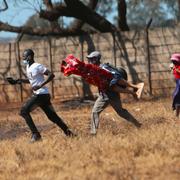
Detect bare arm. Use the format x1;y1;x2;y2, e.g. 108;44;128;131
17;78;30;84
175;67;180;73
6;77;29;85
41;69;55;86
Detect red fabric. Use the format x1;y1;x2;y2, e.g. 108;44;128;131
173;65;180;79
61;54;113;91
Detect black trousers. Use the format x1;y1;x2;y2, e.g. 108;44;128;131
20;94;69;134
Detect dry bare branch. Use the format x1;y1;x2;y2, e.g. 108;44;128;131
0;0;117;37
0;0;8;12
70;0;99;30
43;0;61;31
0;20;86;36
40;0;116;32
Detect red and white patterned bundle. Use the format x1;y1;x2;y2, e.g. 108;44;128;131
61;54;113;91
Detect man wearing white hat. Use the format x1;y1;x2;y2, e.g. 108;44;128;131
87;51;142;135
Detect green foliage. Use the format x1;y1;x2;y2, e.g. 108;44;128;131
126;0;179;28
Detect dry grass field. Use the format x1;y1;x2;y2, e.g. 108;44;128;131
0;97;180;180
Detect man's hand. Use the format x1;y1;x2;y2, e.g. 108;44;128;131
6;77;18;85
169;63;174;71
32;85;42;91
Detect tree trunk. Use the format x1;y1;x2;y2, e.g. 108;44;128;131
39;0;116;33
70;0;99;31
43;0;61;31
117;0;129;31
178;0;180;20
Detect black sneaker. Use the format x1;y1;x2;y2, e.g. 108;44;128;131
135;122;142;128
64;129;76;137
30;132;42;143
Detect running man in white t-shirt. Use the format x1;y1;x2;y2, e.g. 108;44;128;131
9;49;75;142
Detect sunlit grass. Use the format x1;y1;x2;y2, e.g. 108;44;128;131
0;98;180;180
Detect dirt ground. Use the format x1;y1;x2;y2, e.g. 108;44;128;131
0;97;180;180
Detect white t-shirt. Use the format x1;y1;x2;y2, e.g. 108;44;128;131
26;62;49;94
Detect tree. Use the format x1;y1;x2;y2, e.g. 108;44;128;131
0;0;119;37
0;0;179;37
117;0;129;31
126;0;179;28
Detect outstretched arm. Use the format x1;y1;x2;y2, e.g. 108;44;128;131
6;77;29;85
174;67;180;73
17;78;30;84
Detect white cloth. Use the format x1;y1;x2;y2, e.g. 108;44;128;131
26;62;49;94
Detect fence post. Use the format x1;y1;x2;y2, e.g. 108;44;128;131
80;35;84;61
15;41;23;102
15;33;24;102
145;18;153;96
112;32;117;67
48;39;54;98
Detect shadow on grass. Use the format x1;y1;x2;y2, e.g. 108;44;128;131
61;97;95;110
0;123;55;141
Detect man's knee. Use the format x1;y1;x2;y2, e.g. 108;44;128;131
91;110;99;118
121;108;128;113
91;111;100;123
19;106;29;117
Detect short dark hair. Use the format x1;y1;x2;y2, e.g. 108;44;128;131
23;49;34;59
